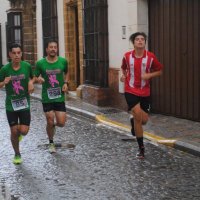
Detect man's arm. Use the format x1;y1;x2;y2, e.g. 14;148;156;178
62;72;69;93
120;57;127;82
0;76;11;88
141;70;162;80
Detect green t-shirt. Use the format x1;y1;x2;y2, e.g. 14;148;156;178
0;61;33;111
34;57;68;103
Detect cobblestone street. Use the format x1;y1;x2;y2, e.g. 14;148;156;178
0;90;200;200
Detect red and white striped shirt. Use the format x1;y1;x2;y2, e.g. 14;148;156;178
121;50;163;97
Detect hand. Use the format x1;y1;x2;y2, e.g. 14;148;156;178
62;83;68;93
141;73;152;80
4;76;11;84
120;74;126;82
28;81;34;94
37;76;45;84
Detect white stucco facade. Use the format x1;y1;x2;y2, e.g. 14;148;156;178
36;0;65;59
108;0;148;69
0;1;10;65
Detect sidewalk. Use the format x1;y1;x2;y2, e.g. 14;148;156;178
31;85;200;157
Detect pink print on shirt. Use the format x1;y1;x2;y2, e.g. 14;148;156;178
12;80;24;94
48;75;59;87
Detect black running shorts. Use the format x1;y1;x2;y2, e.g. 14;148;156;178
6;110;31;127
124;92;150;113
42;102;66;112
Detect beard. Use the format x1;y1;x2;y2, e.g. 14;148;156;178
49;52;57;57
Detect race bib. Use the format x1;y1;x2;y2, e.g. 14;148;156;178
11;97;29;111
47;87;61;99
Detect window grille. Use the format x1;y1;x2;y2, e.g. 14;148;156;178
42;0;58;56
6;12;23;59
83;0;109;87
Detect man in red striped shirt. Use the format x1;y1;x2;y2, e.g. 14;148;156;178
120;32;163;159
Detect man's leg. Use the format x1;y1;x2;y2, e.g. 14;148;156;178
10;125;29;164
131;104;148;159
18;110;31;140
45;111;56;141
54;102;67;128
10;125;20;156
130;115;135;136
44;111;57;153
6;111;22;164
55;111;66;127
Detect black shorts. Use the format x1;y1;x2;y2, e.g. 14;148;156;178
42;102;66;112
125;92;150;113
6;110;31;127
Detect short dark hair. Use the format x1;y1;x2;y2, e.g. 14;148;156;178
129;32;147;43
45;39;58;48
9;43;22;52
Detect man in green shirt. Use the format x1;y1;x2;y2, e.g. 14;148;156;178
34;40;69;153
0;43;34;164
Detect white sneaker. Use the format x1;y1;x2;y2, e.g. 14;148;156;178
49;143;56;153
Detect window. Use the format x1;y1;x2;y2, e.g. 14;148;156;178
83;0;109;87
42;0;58;56
6;12;23;58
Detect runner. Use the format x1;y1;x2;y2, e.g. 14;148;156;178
34;39;69;153
120;32;163;159
0;43;34;164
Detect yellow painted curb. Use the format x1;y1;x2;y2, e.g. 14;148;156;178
96;114;130;130
96;114;177;147
144;131;176;147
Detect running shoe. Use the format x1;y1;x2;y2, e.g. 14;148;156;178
130;117;136;136
13;155;23;165
49;143;56;153
19;134;23;142
136;147;145;159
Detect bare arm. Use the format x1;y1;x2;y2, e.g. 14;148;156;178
0;76;11;88
120;69;127;82
62;72;69;93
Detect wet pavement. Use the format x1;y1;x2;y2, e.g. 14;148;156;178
63;91;200;157
0;89;200;199
31;84;200;157
0;90;200;200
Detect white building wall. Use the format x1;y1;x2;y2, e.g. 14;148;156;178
36;0;65;60
36;0;43;60
0;1;10;65
108;0;148;69
57;0;65;57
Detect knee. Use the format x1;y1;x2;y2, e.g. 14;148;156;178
21;130;28;136
47;119;54;127
56;122;65;127
142;113;149;125
20;128;29;136
134;113;142;123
